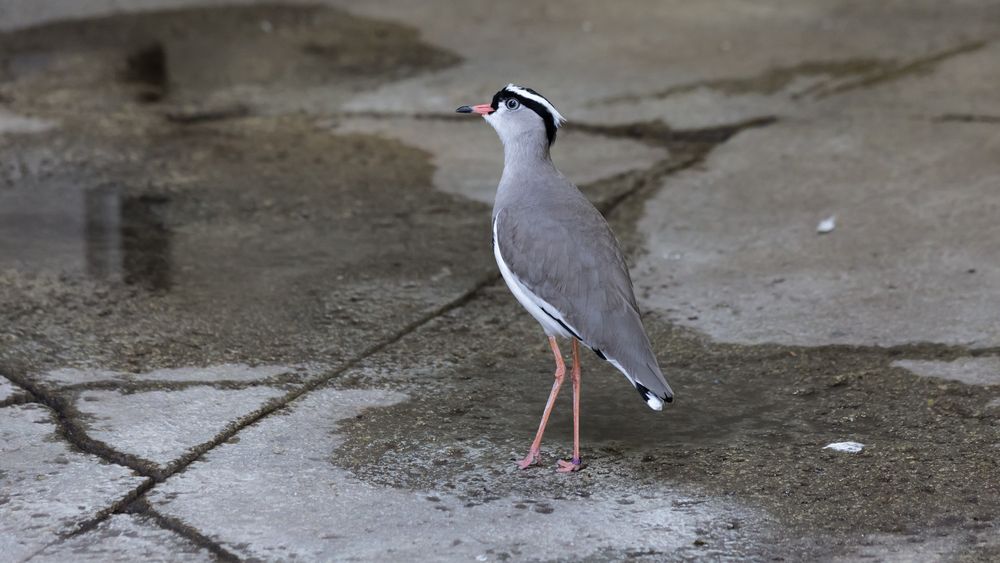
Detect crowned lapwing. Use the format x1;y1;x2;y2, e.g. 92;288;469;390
457;85;674;472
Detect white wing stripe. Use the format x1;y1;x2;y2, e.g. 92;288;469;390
493;215;576;339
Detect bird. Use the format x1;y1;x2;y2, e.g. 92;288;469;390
456;84;674;472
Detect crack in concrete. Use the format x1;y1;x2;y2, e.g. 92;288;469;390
596;61;890;104
573;116;778;154
1;370;164;478
20;496;239;563
591;40;987;105
19;481;156;563
57;375;308;394
936;113;1000;124
813;40;987;98
122;498;241;562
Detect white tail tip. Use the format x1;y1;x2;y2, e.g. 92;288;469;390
645;395;664;411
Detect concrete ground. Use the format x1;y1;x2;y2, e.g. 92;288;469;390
1;0;999;560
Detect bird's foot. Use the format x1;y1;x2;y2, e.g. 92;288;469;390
556;458;583;473
517;449;541;469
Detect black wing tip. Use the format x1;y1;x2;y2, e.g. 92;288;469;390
594;349;673;408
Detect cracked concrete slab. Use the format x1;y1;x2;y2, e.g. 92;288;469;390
0;403;147;561
893;357;1000;387
148;387;767;561
30;514;213;563
73;386;289;468
634;117;1000;346
331;116;668;204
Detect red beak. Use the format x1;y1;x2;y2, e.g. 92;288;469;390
456;103;493;116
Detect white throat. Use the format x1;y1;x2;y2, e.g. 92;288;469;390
485;115;551;168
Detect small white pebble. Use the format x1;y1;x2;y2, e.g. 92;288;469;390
817;215;836;234
476;555;488;562
260;20;273;33
824;441;864;453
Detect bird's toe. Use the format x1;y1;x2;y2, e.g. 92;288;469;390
556;458;583;473
517;450;541;469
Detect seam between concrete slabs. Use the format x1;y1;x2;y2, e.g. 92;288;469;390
122;498;242;563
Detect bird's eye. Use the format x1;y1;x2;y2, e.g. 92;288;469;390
505;98;520;110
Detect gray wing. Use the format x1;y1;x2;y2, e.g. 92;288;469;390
495;192;674;408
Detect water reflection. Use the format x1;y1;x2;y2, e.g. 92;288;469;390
0;182;171;290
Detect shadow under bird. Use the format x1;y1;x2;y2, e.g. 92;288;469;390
457;84;674;473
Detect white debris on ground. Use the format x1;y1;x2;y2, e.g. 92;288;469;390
817;215;836;234
824;441;865;453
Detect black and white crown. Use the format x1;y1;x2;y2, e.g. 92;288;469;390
491;84;566;145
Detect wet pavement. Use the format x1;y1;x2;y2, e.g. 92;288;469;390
1;1;999;561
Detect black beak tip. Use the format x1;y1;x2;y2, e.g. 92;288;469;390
455;105;473;114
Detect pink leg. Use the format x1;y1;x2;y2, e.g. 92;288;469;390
517;336;566;469
557;339;583;473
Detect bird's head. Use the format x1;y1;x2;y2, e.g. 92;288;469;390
457;84;566;149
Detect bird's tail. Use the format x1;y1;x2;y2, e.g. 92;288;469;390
601;351;673;411
589;308;674;410
630;360;674;411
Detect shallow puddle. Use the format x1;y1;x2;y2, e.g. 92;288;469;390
0;181;171;289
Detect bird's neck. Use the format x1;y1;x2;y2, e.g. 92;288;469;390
501;133;553;172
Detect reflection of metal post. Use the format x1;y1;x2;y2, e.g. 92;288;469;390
85;185;171;291
121;194;171;291
84;184;122;283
